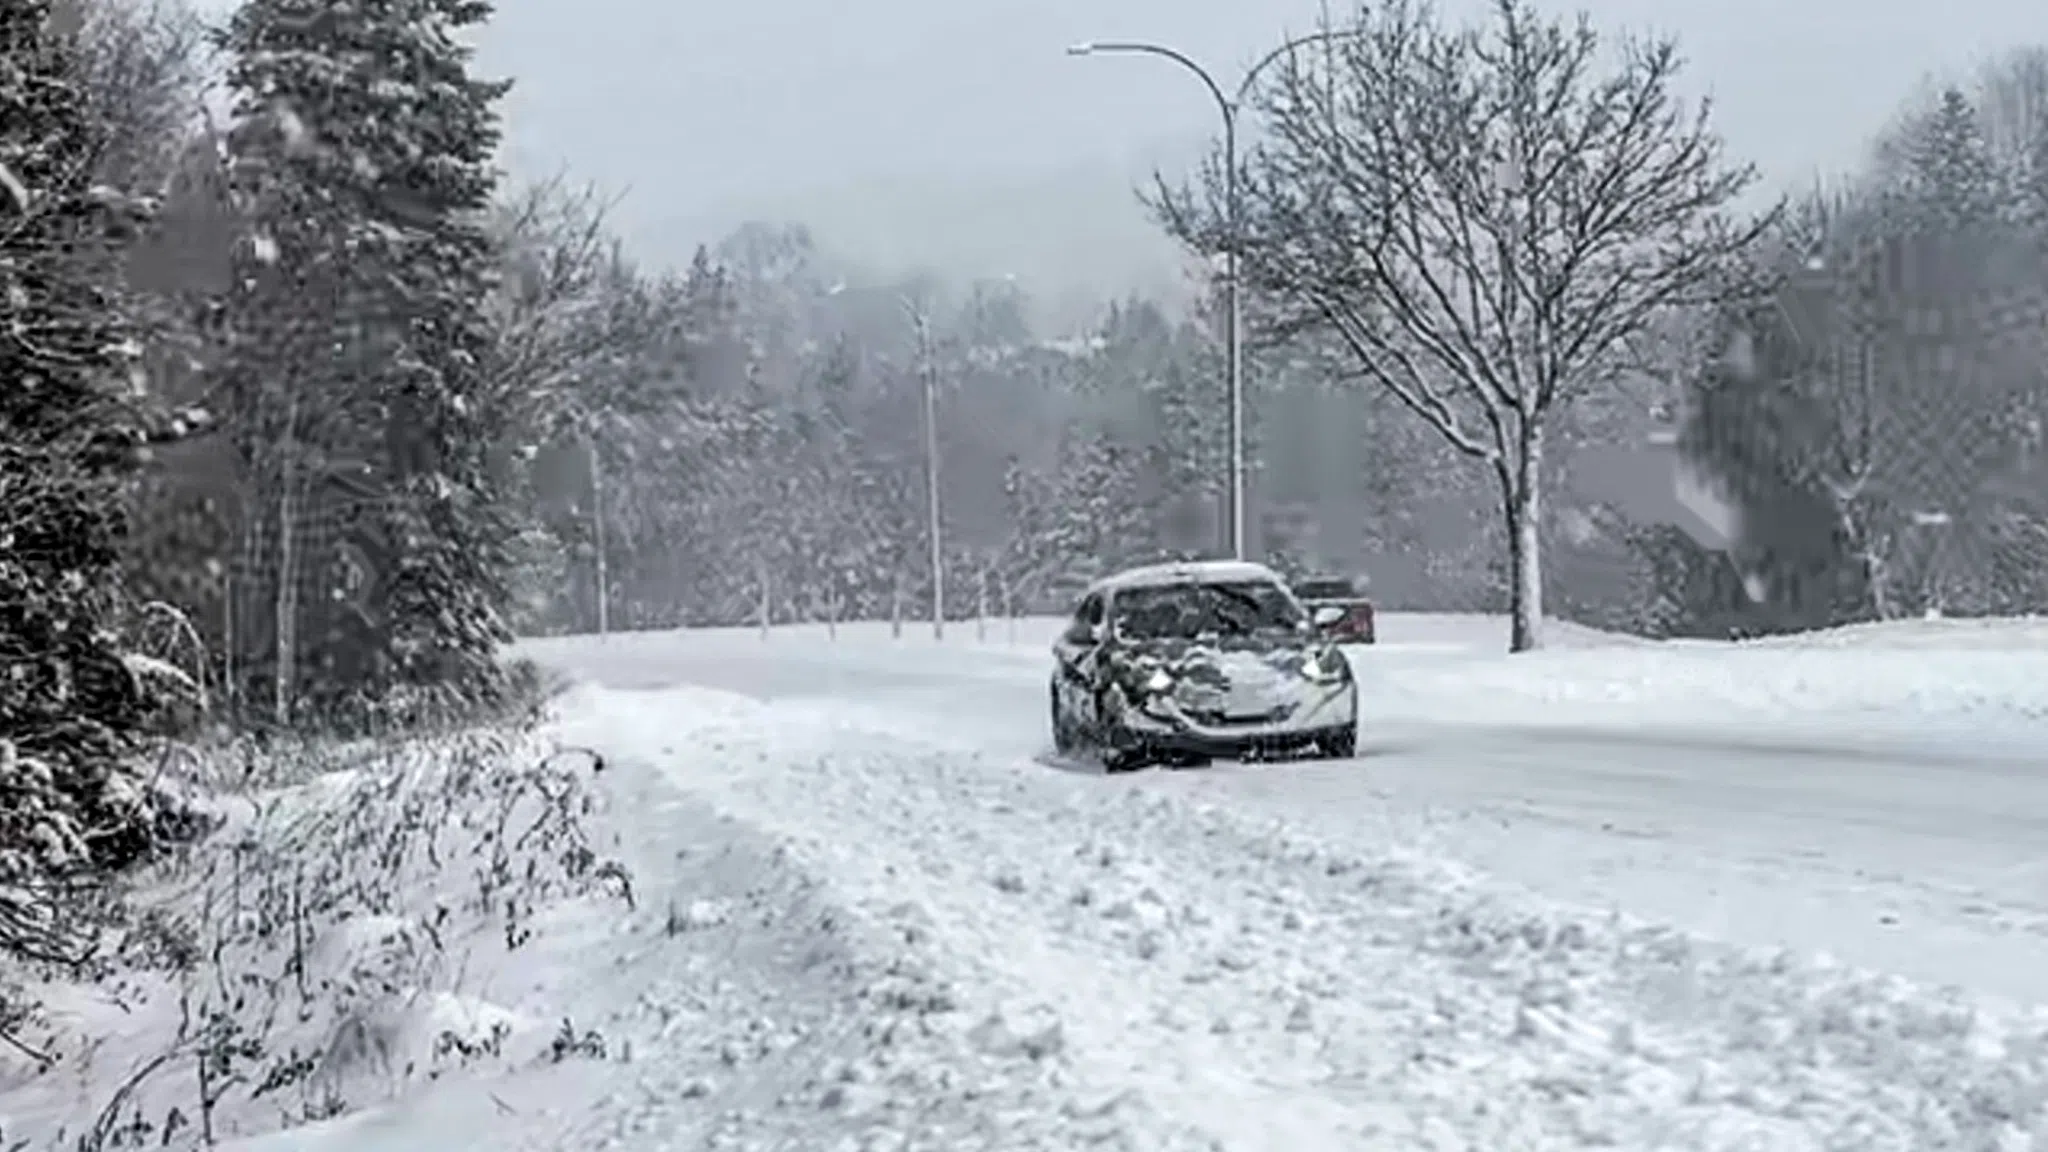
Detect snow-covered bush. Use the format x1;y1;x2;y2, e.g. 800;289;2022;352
0;722;633;1149
0;450;203;977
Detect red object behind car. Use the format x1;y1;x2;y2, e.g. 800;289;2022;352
1295;577;1376;644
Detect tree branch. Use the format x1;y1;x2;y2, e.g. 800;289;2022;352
1153;0;1770;479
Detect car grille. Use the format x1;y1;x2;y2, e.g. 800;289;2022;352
1185;704;1292;727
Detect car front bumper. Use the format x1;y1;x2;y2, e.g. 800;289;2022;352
1113;681;1357;757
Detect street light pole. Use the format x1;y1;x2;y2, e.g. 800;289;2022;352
922;341;943;641
1222;110;1244;564
1068;31;1356;562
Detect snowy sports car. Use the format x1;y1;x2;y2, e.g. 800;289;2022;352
1049;560;1359;772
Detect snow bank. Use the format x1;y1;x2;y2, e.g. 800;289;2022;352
551;682;2048;1151
3;684;1140;1152
1360;613;2048;735
1365;642;2048;726
1734;615;2048;650
0;728;633;1149
515;618;1063;694
220;684;1122;1152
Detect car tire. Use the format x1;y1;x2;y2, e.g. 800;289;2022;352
1094;686;1149;773
1101;743;1148;773
1317;727;1358;759
1050;683;1077;755
1096;719;1148;772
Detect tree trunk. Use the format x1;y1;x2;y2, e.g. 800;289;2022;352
273;387;303;724
589;437;608;640
1499;423;1545;653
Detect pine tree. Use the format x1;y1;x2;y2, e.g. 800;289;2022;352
0;0;167;930
999;453;1063;605
217;0;517;723
1048;427;1155;581
1893;88;2007;230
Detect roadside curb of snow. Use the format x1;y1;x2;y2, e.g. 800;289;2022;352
1356;642;2048;732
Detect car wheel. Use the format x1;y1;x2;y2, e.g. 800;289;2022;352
1094;687;1149;773
1050;684;1077;755
1101;743;1148;773
1318;727;1358;759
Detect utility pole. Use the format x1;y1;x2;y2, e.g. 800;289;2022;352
907;300;945;640
976;563;988;642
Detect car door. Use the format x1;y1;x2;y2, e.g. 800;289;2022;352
1052;592;1106;725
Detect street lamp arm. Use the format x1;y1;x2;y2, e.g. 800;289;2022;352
1235;28;1364;105
1068;33;1277;561
1068;40;1232;123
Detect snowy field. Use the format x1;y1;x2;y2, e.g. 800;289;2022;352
12;612;2048;1149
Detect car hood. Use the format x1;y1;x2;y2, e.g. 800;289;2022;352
1112;636;1331;714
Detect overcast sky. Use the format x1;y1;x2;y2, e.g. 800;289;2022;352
192;0;2048;301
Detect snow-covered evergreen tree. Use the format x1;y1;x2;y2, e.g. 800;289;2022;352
1047;428;1156;580
999;453;1063;608
1888;87;2008;230
217;0;517;723
0;0;173;943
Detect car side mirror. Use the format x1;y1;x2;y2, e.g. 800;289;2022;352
1312;605;1345;627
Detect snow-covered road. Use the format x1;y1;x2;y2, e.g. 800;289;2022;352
523;614;2048;1006
497;614;2048;1149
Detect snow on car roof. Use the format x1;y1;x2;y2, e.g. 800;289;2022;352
1087;560;1284;596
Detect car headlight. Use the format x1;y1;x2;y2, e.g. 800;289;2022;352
1142;667;1175;695
1300;651;1350;684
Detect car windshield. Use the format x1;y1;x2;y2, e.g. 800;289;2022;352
1294;580;1355;600
1112;581;1305;641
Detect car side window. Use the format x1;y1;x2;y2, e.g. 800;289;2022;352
1064;594;1103;644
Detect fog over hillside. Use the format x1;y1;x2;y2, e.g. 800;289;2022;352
649;138;1212;330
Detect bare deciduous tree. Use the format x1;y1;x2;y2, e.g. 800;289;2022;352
483;173;632;441
1155;0;1770;649
61;0;211;192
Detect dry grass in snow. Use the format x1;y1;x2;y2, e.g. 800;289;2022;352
0;724;634;1150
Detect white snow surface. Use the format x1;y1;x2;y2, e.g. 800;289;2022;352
515;612;2048;1148
17;612;2048;1150
1085;558;1286;593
